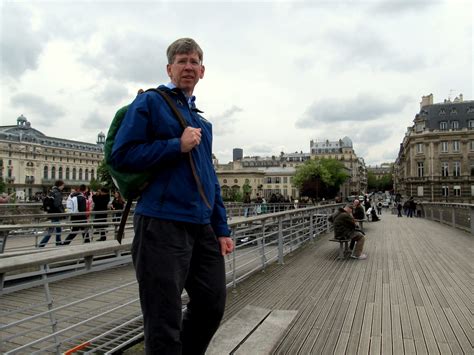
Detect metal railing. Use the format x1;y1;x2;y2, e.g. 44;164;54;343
418;202;474;234
0;204;340;354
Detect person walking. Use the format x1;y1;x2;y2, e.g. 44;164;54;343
92;187;110;241
63;184;90;245
39;180;65;247
110;38;233;354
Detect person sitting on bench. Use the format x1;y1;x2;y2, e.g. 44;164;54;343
328;205;367;260
352;199;365;220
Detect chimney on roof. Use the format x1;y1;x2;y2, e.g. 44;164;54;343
420;94;433;109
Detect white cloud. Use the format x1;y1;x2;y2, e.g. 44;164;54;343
1;0;472;167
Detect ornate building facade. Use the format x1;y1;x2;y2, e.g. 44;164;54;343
394;94;474;202
0;115;104;199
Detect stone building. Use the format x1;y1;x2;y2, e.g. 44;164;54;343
216;137;367;201
310;137;367;196
394;94;474;202
0;115;104;199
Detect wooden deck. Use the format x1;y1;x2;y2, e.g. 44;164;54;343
1;212;472;354
223;212;473;354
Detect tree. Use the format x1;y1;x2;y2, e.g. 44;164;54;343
367;171;378;191
0;177;5;194
293;158;349;201
96;160;116;191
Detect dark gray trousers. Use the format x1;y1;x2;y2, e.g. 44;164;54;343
132;215;226;355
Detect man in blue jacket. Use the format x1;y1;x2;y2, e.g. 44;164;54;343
111;38;234;355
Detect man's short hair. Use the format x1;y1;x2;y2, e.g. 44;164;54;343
79;184;87;192
54;180;64;187
167;38;203;64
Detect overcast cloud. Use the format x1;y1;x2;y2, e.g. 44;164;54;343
0;0;472;166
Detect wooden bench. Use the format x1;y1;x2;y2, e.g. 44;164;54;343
207;305;297;354
329;238;352;259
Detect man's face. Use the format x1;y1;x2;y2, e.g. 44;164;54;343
167;52;205;96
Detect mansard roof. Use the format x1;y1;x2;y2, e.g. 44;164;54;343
0;119;103;152
417;100;474;130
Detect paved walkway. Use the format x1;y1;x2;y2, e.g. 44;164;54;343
223;212;472;354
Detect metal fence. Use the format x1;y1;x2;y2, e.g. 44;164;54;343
0;204;339;354
418;202;474;234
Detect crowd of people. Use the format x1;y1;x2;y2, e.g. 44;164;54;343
38;179;126;247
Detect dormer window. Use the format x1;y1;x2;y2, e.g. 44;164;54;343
467;106;474;114
439;109;446;115
468;120;474;130
450;108;457;115
440;121;448;130
451;120;459;130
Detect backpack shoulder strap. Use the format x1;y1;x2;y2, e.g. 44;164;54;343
145;88;212;210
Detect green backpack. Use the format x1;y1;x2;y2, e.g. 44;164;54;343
104;104;152;201
104;88;211;243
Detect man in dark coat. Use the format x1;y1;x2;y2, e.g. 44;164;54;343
328;205;367;260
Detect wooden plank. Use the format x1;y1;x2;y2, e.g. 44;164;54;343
206;305;270;355
234;310;297;355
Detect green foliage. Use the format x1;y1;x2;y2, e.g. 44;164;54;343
293;158;349;201
367;171;393;192
88;178;102;192
97;160;116;191
0;177;5;194
242;182;252;195
223;188;242;202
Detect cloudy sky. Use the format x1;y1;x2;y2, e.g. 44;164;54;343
1;0;472;166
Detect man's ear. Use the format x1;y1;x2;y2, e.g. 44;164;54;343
166;64;172;79
199;65;205;79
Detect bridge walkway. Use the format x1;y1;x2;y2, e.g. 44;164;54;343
221;213;472;354
1;212;472;354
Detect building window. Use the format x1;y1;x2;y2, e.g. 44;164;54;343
453;186;461;196
417;162;424;177
451;120;459;130
471;162;474;176
234;179;238;184
43;166;48;179
275;177;281;184
66;167;70;180
91;169;95;180
58;167;63;179
450;108;458;115
469;120;474;130
453;161;461;177
470;141;474;151
51;166;56;179
442;186;449;197
439;121;448;130
85;169;89;180
442;162;449;177
440;141;449;153
471;185;474;197
439;109;446;116
416;143;423;154
223;179;227;184
72;168;77;180
79;168;83;180
468;106;474;114
417;186;423;197
283;177;288;183
453;141;460;152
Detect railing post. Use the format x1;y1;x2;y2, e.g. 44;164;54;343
278;216;284;265
231;227;237;289
451;206;456;229
259;220;267;269
41;264;61;354
470;206;474;235
309;212;314;242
